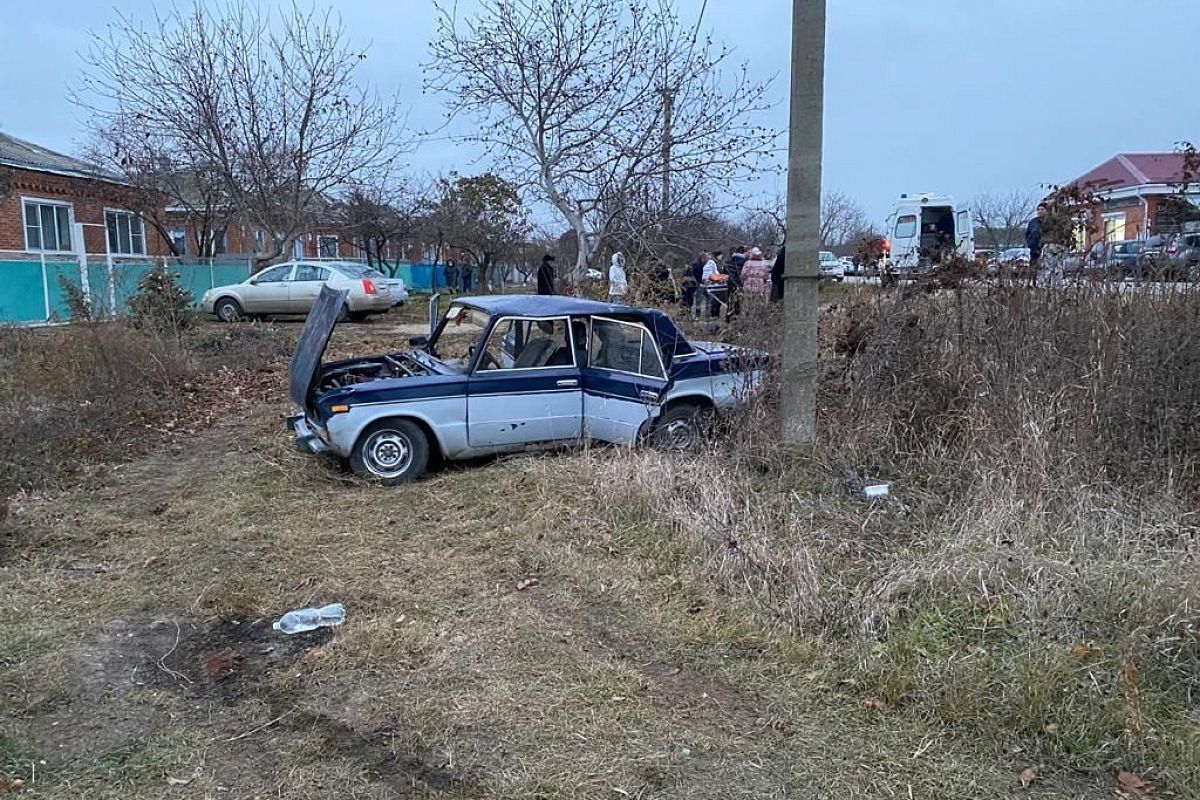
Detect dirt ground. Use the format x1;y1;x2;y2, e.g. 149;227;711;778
0;314;1116;799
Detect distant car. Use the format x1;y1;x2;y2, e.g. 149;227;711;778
1139;233;1200;280
819;251;845;281
201;260;401;322
997;247;1031;265
586;268;604;280
838;256;857;275
287;290;768;484
1084;240;1145;278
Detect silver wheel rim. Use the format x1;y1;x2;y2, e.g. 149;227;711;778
218;303;238;322
659;418;700;451
363;430;413;479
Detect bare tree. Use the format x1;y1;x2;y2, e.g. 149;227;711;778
972;190;1039;251
85;129;236;258
427;0;777;281
77;2;404;267
820;191;870;250
338;174;427;276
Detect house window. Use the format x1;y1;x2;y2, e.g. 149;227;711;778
168;228;187;256
105;210;146;255
1103;212;1126;243
206;228;227;256
23;199;73;252
317;235;339;258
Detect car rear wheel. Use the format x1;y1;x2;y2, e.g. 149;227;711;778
651;404;708;452
214;297;243;323
350;419;430;485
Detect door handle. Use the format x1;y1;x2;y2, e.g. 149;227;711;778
639;389;660;401
557;379;579;388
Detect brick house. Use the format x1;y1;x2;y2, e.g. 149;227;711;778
1068;153;1200;247
0;131;168;259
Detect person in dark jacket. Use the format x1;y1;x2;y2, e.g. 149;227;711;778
444;259;459;293
1025;202;1048;283
769;244;786;303
536;254;556;295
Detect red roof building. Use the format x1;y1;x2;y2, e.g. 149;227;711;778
1068;152;1200;247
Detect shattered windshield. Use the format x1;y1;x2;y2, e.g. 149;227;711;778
430;304;490;366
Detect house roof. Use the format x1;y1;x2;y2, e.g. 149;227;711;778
0;131;123;183
1071;153;1189;192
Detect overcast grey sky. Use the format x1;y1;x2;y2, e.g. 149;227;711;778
2;0;1197;224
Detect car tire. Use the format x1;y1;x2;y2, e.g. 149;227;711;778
347;311;369;323
214;297;243;323
350;419;430;485
650;403;708;452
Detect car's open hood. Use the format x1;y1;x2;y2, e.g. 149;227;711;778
288;286;347;407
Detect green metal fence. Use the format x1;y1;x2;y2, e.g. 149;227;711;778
0;257;251;325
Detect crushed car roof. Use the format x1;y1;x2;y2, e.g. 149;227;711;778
454;294;640;317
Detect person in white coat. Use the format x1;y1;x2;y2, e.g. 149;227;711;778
608;252;628;301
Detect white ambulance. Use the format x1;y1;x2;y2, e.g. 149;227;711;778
884;194;974;275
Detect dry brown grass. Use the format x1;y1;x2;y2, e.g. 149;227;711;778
2;287;1194;797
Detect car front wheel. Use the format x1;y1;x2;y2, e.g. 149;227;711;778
214;297;243;323
350;419;430;485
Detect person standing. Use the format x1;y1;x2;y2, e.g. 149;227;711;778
444;259;459;293
537;254;556;295
703;250;724;319
742;247;770;296
608;252;628;302
1025;202;1048;284
769;243;786;303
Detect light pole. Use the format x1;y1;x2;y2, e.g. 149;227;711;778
780;0;825;445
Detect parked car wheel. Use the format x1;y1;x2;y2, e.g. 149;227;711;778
214;297;243;323
350;419;430;485
650;404;707;451
347;311;370;323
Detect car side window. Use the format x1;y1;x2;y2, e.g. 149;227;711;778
294;265;330;281
255;265;292;283
894;215;917;238
477;317;572;371
589;318;665;379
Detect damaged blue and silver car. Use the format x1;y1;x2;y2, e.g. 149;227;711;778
287;287;766;484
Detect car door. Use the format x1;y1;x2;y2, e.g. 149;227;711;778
581;316;669;445
288;264;331;313
466;316;583;449
240;264;294;313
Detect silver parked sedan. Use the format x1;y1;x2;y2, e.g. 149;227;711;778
201;261;403;322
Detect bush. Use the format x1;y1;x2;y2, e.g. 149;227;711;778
127;265;194;336
562;283;1200;793
0;321;196;497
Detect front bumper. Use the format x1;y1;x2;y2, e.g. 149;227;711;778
288;414;330;454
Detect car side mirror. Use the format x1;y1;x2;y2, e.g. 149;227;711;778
408;335;428;348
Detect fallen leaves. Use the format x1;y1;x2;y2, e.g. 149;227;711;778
1115;770;1149;797
1019;765;1038;790
863;698;887;712
1069;641;1102;659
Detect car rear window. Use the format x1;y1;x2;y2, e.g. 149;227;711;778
333;262;383;279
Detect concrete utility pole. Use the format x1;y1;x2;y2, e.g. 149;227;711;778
780;0;825;445
660;88;676;216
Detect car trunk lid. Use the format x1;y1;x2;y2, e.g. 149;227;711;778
288;285;347;408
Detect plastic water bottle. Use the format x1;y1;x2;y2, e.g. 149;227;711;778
272;603;346;635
